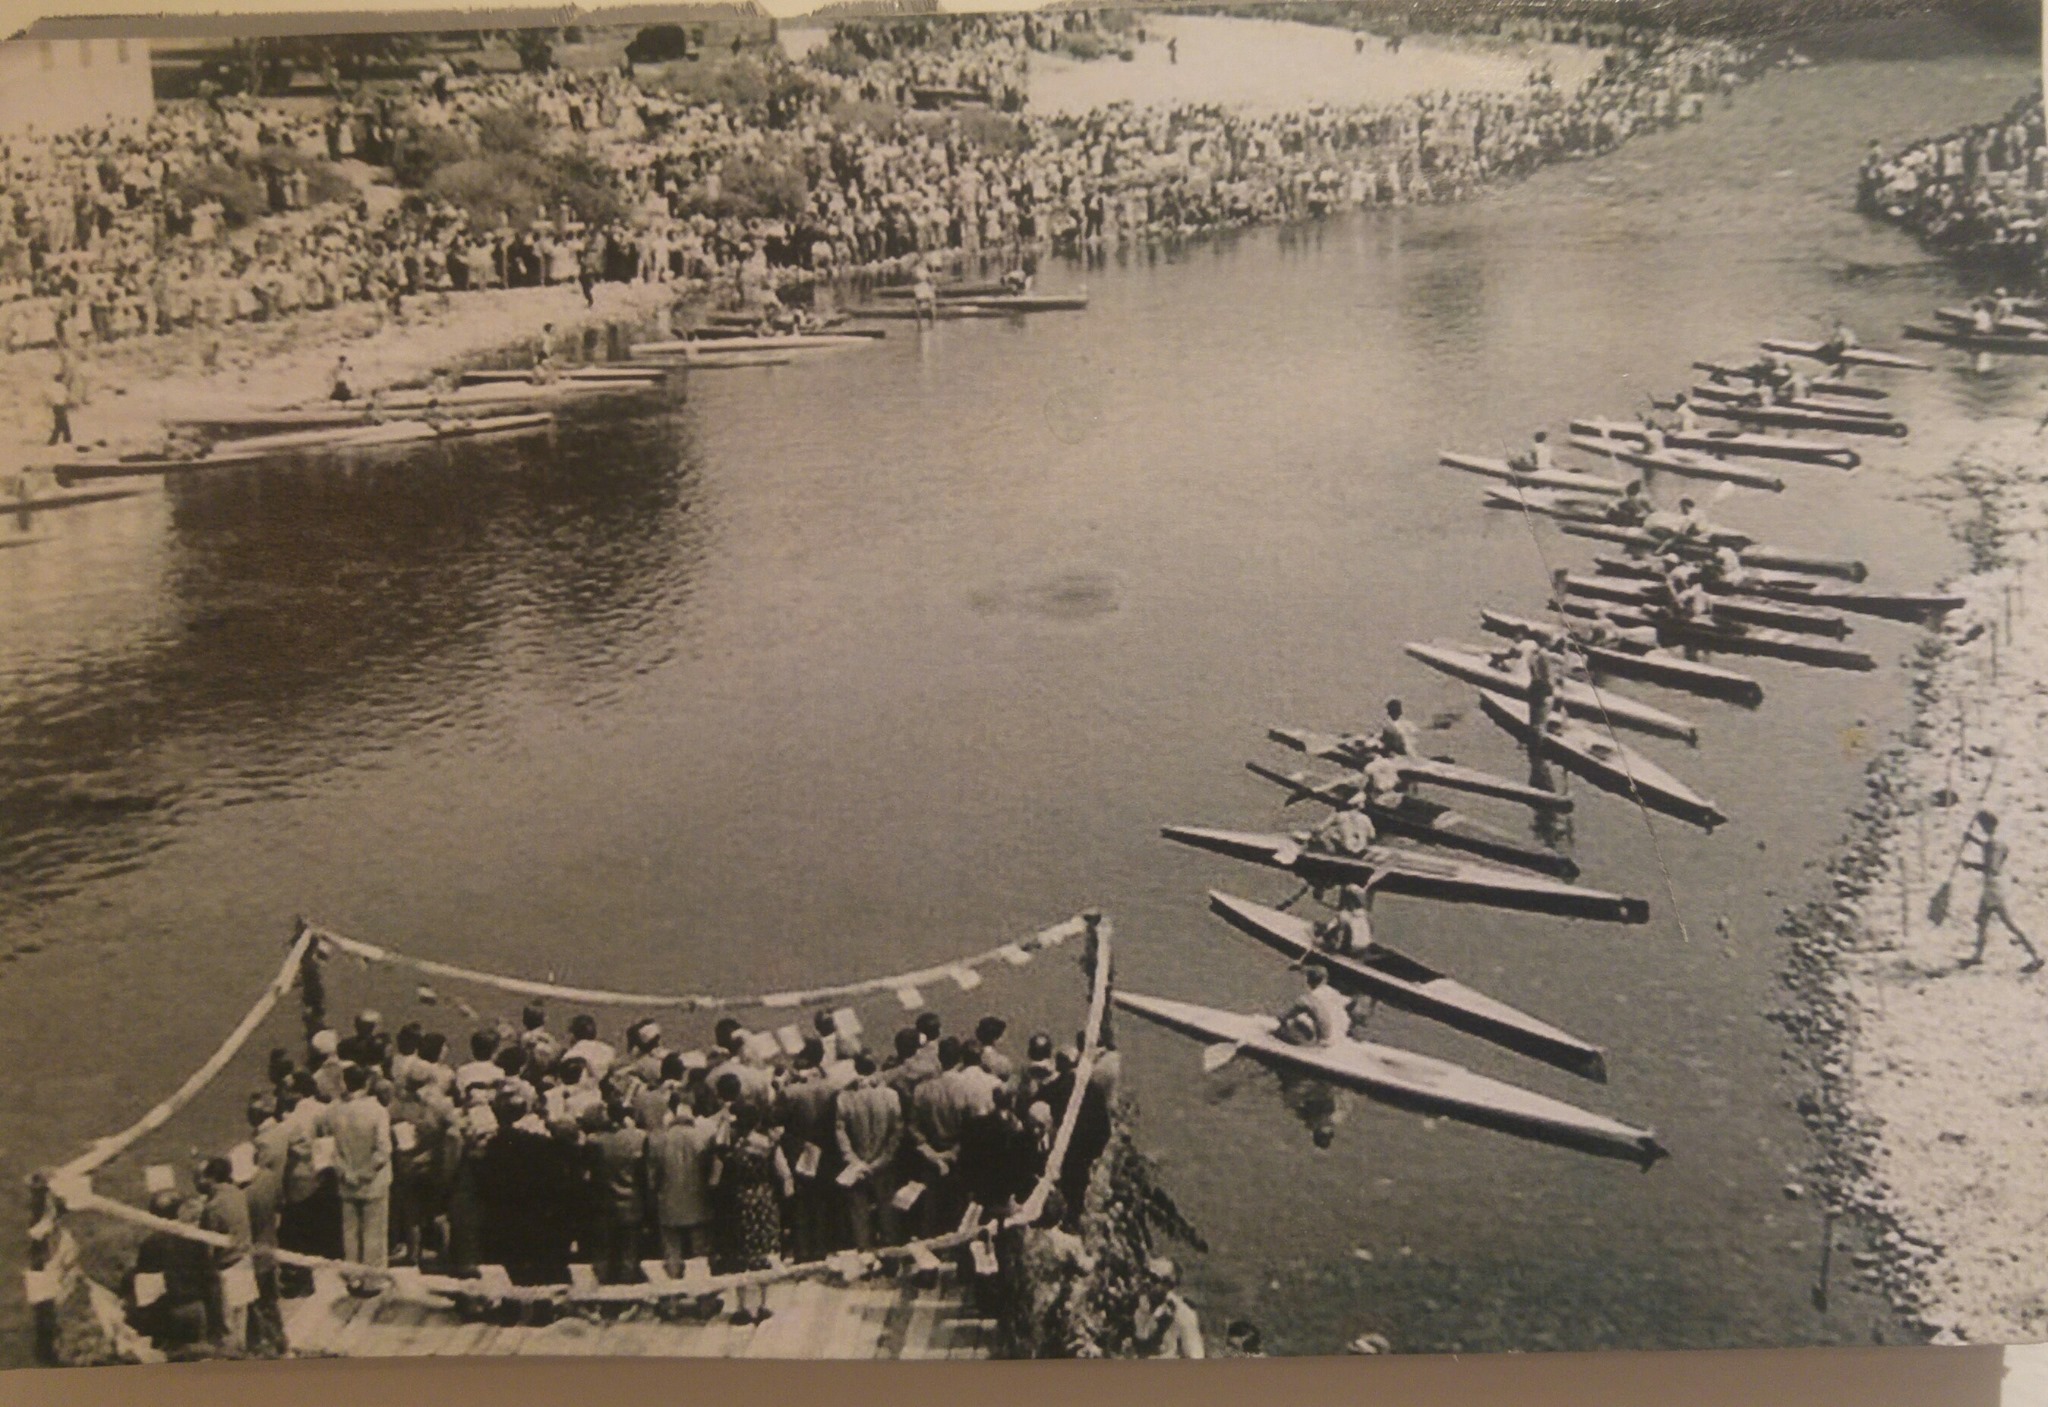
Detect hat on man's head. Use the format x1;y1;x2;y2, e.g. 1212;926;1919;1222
310;1029;339;1056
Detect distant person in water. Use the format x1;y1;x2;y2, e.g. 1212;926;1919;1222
1959;810;2043;973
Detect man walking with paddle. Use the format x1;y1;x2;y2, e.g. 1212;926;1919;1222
1956;810;2042;973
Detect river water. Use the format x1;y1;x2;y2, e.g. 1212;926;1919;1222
0;30;2039;1362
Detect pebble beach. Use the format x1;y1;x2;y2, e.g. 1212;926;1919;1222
1783;409;2048;1346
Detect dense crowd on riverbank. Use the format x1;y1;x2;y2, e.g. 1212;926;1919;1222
123;995;1118;1355
1858;87;2048;281
1;20;1754;361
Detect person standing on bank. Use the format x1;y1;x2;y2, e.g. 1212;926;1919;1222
323;1063;393;1291
43;368;74;446
1958;810;2043;973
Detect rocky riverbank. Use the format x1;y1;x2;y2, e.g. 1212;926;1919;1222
1778;409;2048;1346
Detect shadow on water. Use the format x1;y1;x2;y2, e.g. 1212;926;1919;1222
0;409;711;939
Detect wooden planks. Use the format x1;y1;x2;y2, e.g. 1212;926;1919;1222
277;1269;993;1360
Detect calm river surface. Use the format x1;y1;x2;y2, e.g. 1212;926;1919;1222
0;32;2039;1361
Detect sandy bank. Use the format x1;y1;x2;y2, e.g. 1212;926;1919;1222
0;280;679;468
1027;17;1606;118
1783;410;2048;1346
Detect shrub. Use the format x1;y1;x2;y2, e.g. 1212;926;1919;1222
708;147;809;222
473;103;547;158
1059;31;1110;61
953;108;1027;155
627;24;697;64
511;27;557;73
250;146;354;207
422;147;626;232
389;123;473;189
169;162;268;228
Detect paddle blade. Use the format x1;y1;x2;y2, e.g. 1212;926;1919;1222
1926;881;1952;926
1201;1042;1243;1074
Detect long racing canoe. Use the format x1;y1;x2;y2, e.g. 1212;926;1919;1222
1692;360;1890;400
1478;609;1764;707
1685;383;1896;424
48;412;554;483
1558;572;1852;638
1573;420;1850;472
1588;555;1962;625
1675;398;1907;439
1902;322;2048;356
1160;825;1648;922
1761;338;1932;371
1933;306;2048;335
1207;892;1608;1080
459;366;666;386
1557;520;1866;582
1437;450;1623;496
1476;694;1727;831
1244;760;1579;877
1265;726;1572;813
1555;599;1878;670
632;333;877;354
1566;430;1793;488
1402;641;1700;742
1114;991;1667;1167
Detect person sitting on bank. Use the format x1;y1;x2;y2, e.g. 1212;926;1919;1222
1277;963;1352;1047
329;355;358;403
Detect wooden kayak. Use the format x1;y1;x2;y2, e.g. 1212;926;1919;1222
675;351;795;369
175;378;651;433
1476;694;1726;832
1478;609;1764;707
632;333;877;354
1558;572;1852;639
1933;306;2048;335
1557;520;1866;582
1692;361;1892;400
1760;338;1931;371
459;366;666;386
48;412;553;483
1481;486;1655;526
1265;726;1572;813
2;486;145;513
874;280;1012;300
1402;641;1700;743
1680;398;1907;439
1685;383;1895;424
1589;555;1962;625
843;304;1015;321
1113;992;1666;1167
688;325;887;342
1243;760;1579;878
1159;825;1648;923
1555;598;1878;670
1437;451;1622;496
1902;322;2048;355
1207;892;1608;1080
1566;432;1792;489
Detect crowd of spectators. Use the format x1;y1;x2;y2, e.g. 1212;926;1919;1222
123;991;1121;1355
1;21;1752;360
1859;87;2048;280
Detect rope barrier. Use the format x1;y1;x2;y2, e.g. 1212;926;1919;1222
35;922;1114;1316
305;914;1088;1013
53;925;318;1184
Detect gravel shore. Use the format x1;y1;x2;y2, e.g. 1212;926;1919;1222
1780;408;2048;1346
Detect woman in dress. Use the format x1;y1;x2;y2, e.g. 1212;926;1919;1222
712;1106;792;1325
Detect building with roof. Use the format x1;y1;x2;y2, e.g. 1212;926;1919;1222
0;34;155;133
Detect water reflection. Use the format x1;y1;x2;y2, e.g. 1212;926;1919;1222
0;406;710;934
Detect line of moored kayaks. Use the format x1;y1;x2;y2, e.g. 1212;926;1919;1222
1124;326;1972;1172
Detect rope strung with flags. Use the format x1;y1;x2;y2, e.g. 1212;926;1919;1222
305;913;1092;1013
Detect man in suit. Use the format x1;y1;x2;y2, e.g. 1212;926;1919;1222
321;1064;392;1290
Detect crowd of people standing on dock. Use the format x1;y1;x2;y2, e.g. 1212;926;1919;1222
2;18;1755;360
121;987;1120;1355
1859;87;2048;278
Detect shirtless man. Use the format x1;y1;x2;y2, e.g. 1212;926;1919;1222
1314;882;1382;957
1958;810;2043;973
1277;964;1353;1047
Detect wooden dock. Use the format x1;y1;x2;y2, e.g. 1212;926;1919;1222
280;1269;1000;1360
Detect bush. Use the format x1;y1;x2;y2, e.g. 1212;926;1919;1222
473;103;546;158
511;27;557;73
953;108;1027;154
627;24;697;64
1059;31;1110;61
250;146;354;207
423;147;626;232
708;147;809;222
169;162;267;228
389;123;473;189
